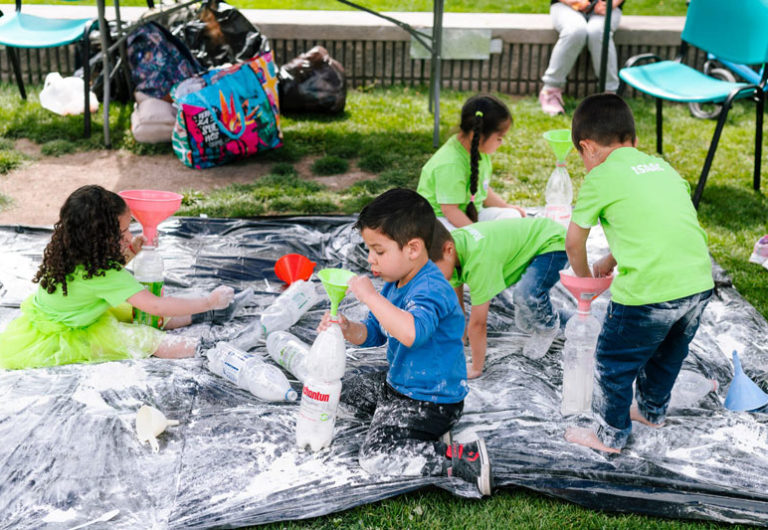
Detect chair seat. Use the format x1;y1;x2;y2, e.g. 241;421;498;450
619;61;751;103
0;12;92;48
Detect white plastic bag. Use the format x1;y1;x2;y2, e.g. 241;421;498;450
39;72;99;116
130;91;176;143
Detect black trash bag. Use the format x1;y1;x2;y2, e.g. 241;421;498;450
87;26;133;104
278;46;346;114
174;0;269;68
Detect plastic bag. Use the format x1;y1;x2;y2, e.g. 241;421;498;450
175;0;268;68
39;72;99;116
278;46;346;114
131;91;177;143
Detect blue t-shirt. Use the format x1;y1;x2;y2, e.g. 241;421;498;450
360;260;468;404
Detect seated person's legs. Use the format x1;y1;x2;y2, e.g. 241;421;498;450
540;3;588;115
512;251;568;359
478;206;522;221
340;368;389;418
154;335;199;359
585;11;622;92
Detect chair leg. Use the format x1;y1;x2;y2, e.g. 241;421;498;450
655;98;663;154
754;92;764;192
6;47;26;100
82;36;92;138
692;101;733;209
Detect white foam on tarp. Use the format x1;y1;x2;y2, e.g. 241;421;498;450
42;507;78;522
77;362;149;392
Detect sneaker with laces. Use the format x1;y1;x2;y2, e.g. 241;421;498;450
439;430;453;447
445;439;492;496
539;87;565;116
749;235;768;264
522;323;559;360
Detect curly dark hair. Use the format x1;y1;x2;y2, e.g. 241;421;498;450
33;185;128;296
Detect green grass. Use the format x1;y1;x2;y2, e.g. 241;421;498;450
22;0;687;15
0;83;765;528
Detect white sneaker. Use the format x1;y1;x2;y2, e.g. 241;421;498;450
522;325;559;359
539;87;565;116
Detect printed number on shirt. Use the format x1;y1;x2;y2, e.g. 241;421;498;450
631;163;663;175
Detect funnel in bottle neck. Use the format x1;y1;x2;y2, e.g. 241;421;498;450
275;253;316;285
317;268;355;317
543;129;574;164
559;271;613;314
118;190;183;247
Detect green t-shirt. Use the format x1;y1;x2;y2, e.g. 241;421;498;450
449;218;566;305
33;265;145;328
417;134;491;217
571;147;714;306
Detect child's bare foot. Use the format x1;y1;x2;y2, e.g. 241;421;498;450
565;426;620;454
630;403;664;427
466;364;483;379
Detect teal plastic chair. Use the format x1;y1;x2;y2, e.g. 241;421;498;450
618;0;768;209
0;0;98;137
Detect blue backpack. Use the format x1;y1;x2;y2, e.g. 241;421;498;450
127;22;202;99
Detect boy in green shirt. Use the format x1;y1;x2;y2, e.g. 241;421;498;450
564;94;714;453
430;218;567;378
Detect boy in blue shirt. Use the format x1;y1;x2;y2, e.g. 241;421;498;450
564;94;714;453
319;188;492;495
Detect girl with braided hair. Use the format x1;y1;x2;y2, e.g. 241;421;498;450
0;184;236;369
417;94;526;230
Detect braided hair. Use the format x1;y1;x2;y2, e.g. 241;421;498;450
459;94;512;222
34;185;128;296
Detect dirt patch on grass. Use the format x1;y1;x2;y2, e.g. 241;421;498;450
0;144;376;226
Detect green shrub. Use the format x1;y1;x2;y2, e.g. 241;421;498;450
40;139;76;157
271;162;296;176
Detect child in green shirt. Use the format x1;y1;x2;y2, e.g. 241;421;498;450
0;185;238;369
417;94;526;230
564;94;714;453
430;218;567;378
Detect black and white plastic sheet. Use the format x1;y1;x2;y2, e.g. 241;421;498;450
1;216;768;528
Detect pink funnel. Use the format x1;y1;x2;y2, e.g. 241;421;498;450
559;271;613;313
118;190;183;246
274;253;316;285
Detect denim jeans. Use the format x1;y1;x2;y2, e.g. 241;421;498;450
594;289;714;449
504;251;569;333
542;2;623;91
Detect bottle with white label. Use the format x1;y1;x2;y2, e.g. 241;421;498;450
132;245;165;329
207;342;298;402
295;320;346;451
544;162;573;228
266;330;311;382
260;280;320;336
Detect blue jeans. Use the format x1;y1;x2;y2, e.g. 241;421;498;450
508;251;569;332
594;289;713;449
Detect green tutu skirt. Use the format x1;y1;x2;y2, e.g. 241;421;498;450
0;298;164;370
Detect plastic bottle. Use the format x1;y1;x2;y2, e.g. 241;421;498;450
296;321;346;451
544;162;573;228
260;280;320;336
231;320;264;351
132;245;165;329
206;342;298;402
266;331;311;382
669;370;718;408
560;310;602;416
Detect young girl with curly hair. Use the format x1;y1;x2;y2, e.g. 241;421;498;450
0;185;236;370
417;94;526;230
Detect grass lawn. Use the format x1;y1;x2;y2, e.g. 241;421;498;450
23;0;688;15
0;83;765;528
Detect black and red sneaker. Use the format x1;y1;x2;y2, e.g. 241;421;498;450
445;438;492;496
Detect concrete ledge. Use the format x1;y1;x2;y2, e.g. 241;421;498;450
0;5;684;45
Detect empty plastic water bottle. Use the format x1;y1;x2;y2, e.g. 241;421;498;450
266;330;311;382
544;162;573;228
669;369;718;408
260;280;321;336
206;342;298;402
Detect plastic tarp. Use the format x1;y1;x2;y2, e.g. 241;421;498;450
1;216;768;528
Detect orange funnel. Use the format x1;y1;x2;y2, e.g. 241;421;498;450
118;190;183;246
559;271;613;313
275;253;316;285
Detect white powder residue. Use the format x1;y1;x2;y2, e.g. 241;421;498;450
78;362;149;392
707;423;768;454
714;335;746;360
72;389;112;412
42;507;78;522
0;395;51;414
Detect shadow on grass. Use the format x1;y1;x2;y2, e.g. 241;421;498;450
697;184;768;232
